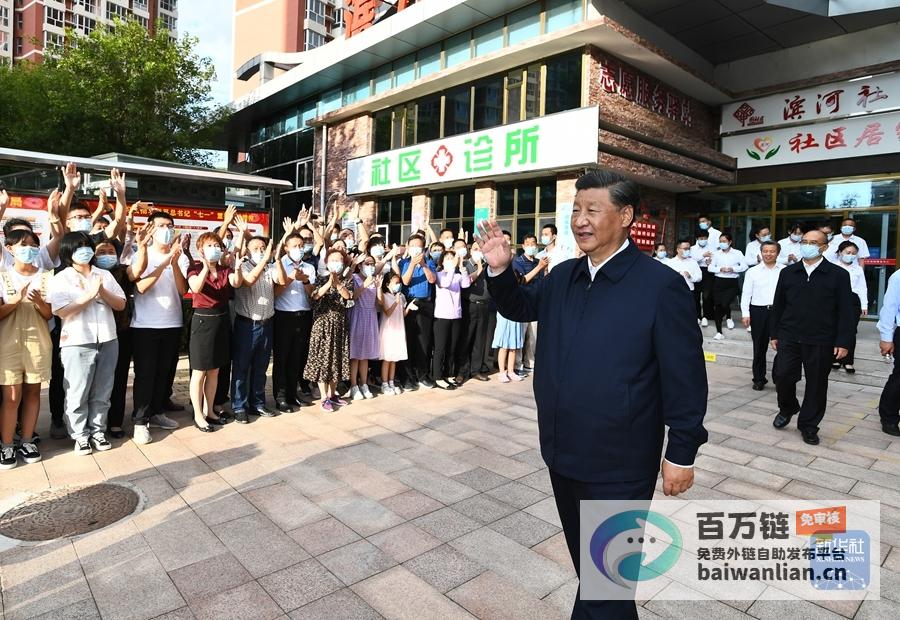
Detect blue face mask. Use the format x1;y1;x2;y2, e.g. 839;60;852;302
95;254;118;270
72;247;95;265
430;251;442;262
656;251;667;259
698;239;708;247
14;245;40;264
790;233;802;243
841;225;854;236
681;249;691;259
699;222;709;230
524;246;538;257
840;253;857;264
70;218;92;233
800;244;821;260
718;242;730;251
203;246;223;263
759;235;771;243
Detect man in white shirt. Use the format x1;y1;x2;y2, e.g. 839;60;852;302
537;223;574;272
272;232;317;413
740;241;783;391
127;211;190;444
824;218;870;264
665;239;702;291
697;215;721;249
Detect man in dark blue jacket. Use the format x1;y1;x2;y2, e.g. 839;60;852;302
480;169;708;619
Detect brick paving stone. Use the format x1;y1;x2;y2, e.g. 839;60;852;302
402;544;486;593
351;566;475;620
258;558;344;611
189;581;282;620
288;588;382;620
317;540;397;586
447;571;562;620
450;494;518;525
287;517;362;556
412;507;482;542
168;552;253;603
451;467;512;492
379;489;445;521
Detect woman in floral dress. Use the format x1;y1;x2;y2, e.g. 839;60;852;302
304;248;355;412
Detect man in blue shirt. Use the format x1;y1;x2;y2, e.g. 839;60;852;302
398;233;437;389
512;233;548;374
876;270;900;436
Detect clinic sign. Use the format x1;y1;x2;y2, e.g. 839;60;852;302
721;72;900;134
721;110;900;168
346;106;600;195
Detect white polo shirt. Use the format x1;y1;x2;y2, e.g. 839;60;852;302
275;256;316;312
50;267;125;346
131;249;190;329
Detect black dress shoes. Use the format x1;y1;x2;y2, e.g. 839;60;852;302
233;410;249;424
205;416;226;426
882;423;900;437
194;422;215;433
276;400;297;413
473;373;490;382
752;382;764;391
801;430;820;445
773;413;793;429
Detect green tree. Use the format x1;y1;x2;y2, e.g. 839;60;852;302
0;19;228;167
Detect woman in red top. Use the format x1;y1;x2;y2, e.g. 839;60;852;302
187;232;244;431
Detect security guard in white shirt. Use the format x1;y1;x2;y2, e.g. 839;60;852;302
691;229;714;327
824;218;870;264
741;240;784;390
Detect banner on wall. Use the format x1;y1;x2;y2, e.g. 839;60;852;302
0;194;270;248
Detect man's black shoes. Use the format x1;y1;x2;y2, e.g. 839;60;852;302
772;413;792;429
251;406;277;418
801;430;820;445
883;423;900;437
276;400;297;413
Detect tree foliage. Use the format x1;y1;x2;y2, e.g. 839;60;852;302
0;19;229;167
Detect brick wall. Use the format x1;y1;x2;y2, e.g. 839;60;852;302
314;112;374;223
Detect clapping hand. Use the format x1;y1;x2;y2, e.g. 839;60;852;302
7;282;29;305
474;220;512;272
109;169;126;196
47;188;61;217
62;162;81;192
0;188;9;211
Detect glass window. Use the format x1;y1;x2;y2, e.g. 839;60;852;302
374;109;392;152
284;109;298;133
445;31;471;68
343;76;370;105
431;195;445;220
416;96;441;143
539;180;557;213
546;0;584;32
775;187;825;211
297;129;314;156
392;108;404;150
374;64;392;95
404;103;416;146
507;3;541;45
545;53;582;114
506;70;523;123
417;44;441;79
446;193;461;220
473;77;503;131
498;185;515;216
518;184;536;215
319;89;341;115
444;86;471;137
474;18;504;56
300;99;317;125
393;54;415;88
525;65;540;119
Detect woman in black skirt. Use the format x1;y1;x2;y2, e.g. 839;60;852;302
187;232;244;431
708;232;747;340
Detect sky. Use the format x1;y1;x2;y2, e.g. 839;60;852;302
178;0;234;106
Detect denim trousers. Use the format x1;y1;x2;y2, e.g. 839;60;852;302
61;339;119;439
231;318;273;412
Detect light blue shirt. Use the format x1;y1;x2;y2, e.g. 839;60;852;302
877;270;900;342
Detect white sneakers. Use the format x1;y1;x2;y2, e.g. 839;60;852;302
133;424;152;445
714;333;725;340
726;318;735;330
701;318;708;327
74;437;92;456
350;385;366;401
361;385;374;399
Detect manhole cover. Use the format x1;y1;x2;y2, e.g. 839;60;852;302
0;483;140;541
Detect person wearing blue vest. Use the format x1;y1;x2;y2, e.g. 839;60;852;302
397;233;437;389
480;169;708;619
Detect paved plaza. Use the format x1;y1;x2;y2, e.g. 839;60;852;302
0;347;899;619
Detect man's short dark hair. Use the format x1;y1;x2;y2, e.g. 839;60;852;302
676;238;691;247
760;240;780;251
439;228;453;237
695;229;709;239
523;233;537;243
575;169;639;225
501;230;512;238
407;233;426;245
541;224;558;235
2;218;32;238
148;210;174;225
248;235;268;247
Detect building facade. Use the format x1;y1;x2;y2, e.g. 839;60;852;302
0;0;177;65
228;0;900;313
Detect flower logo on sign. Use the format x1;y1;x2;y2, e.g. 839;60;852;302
431;145;453;177
746;136;780;161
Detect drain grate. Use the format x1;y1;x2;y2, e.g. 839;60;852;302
0;483;140;541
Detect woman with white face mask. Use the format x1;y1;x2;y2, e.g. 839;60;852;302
431;249;471;390
834;240;867;374
348;255;380;401
708;232;747;340
304;248;355;412
49;233;126;457
186;232;244;432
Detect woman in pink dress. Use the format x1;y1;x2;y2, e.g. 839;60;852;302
377;272;409;395
349;254;380;401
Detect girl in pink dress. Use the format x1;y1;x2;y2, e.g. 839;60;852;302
377;273;408;395
349;254;380;401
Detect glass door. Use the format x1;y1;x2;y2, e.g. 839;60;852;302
847;212;897;317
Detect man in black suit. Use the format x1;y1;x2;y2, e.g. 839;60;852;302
479;169;708;619
770;229;855;445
